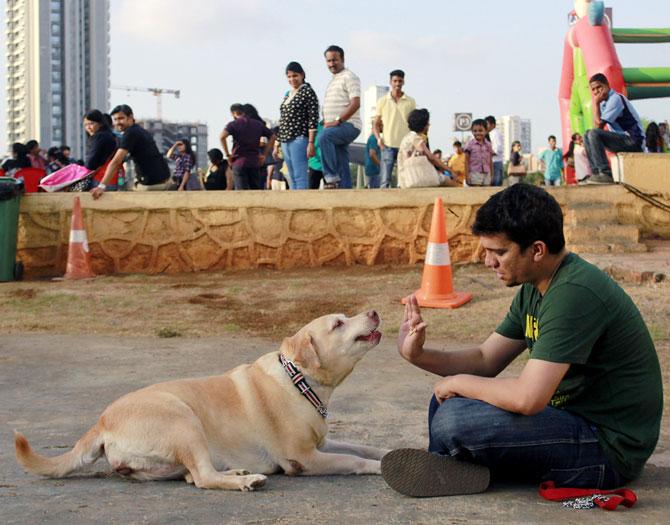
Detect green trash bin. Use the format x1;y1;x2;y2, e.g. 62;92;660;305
0;176;25;281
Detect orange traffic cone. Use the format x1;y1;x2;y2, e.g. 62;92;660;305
403;197;472;309
64;196;95;279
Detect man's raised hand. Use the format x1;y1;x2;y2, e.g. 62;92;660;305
398;294;427;363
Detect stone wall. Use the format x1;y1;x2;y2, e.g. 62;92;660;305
618;152;670;195
16;185;670;278
17;189;492;278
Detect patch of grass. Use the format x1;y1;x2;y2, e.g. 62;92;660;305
226;286;243;295
649;324;668;342
156;327;182;338
224;323;241;333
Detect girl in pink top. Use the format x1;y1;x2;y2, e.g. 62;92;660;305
463;119;493;186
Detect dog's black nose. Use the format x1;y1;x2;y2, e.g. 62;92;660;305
368;310;379;324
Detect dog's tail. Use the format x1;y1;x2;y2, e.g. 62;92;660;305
14;423;104;478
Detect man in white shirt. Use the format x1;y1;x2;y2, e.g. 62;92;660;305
318;45;361;189
486;116;503;187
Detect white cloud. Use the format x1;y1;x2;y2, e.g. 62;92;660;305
114;0;265;42
349;30;484;66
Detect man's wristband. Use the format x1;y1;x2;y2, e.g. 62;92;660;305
97;183;107;191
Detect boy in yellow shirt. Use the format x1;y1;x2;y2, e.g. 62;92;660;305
447;141;466;186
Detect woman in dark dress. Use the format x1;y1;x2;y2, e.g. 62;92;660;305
83;109;119;190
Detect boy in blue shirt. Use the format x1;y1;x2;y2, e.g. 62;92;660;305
538;136;563;186
584;73;644;184
365;120;381;188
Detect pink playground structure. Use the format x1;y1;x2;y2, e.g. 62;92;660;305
559;0;670;148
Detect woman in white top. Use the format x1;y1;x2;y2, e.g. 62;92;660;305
571;133;591;183
397;109;459;188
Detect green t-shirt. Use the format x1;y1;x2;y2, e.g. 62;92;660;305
496;253;662;480
308;122;323;171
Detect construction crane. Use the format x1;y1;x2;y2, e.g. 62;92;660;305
111;85;181;120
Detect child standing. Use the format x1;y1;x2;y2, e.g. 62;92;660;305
464;119;493;186
447;141;466;186
538;135;563;186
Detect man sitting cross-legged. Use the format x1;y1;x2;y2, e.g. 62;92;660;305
382;184;662;497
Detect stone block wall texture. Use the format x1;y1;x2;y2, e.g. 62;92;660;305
619;153;670;195
16;185;670;278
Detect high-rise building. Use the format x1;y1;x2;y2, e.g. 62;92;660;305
499;115;532;162
362;85;389;142
5;0;110;158
138;119;209;169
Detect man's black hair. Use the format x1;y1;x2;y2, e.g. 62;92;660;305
433;149;442;155
548;135;557;141
407;108;430;133
389;69;405;79
60;145;71;152
472;184;565;254
485;115;496;126
230;103;244;114
589;73;609;85
324;45;344;59
25;139;38;150
471;118;487;130
453;140;462;147
110;104;133;117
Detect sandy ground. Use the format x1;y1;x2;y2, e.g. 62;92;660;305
1;255;668;524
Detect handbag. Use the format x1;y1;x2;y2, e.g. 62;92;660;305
38;164;92;192
399;151;442;188
507;160;527;175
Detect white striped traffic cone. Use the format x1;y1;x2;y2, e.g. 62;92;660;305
64;196;95;279
403;197;471;308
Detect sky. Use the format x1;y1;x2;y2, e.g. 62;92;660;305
1;0;669;154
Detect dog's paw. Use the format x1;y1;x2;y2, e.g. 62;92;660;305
239;474;267;492
223;469;250;476
185;472;194;484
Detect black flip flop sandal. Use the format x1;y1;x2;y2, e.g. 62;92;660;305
381;448;490;497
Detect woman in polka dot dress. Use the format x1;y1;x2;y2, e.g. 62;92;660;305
276;62;320;189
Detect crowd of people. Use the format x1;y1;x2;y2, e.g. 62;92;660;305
2;47;669;194
0;141;77;176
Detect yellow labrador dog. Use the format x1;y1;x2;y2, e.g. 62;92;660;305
15;310;387;491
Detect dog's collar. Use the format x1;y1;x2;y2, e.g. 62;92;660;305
279;353;328;419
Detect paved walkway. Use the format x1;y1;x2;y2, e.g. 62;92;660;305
1;334;667;524
584;240;670;284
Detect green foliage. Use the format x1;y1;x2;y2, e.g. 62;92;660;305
157;327;182;338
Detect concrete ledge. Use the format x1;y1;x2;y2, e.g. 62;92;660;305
617;152;670;194
17;188;495;278
16;186;670;277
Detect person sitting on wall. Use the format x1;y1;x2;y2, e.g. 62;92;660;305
583;73;644;184
91;104;170;198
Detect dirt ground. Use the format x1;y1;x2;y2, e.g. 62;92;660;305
1;258;669;523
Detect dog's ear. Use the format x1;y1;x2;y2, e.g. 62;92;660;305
284;332;320;370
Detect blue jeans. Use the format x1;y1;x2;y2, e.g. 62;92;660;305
282;136;309;190
317;122;359;188
428;396;626;488
584;128;642;175
492;161;504;186
366;170;381;189
380;147;398;188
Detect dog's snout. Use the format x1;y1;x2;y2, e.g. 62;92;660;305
368;310;380;324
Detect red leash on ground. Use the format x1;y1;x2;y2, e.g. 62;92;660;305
539;481;637;510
